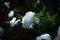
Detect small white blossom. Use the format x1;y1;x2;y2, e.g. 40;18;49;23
22;11;35;29
36;33;51;40
10;17;20;27
4;2;10;8
8;10;14;17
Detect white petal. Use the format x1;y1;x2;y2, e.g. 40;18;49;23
15;19;20;25
8;10;14;17
22;11;35;23
10;17;16;23
10;17;16;27
25;11;35;16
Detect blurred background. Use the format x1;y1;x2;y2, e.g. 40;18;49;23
0;0;60;40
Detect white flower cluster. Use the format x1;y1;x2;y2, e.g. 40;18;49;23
36;33;51;40
22;11;40;29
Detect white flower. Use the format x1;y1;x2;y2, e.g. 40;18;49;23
8;10;14;17
10;17;20;27
4;2;10;8
36;33;51;40
22;11;35;29
54;27;60;40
